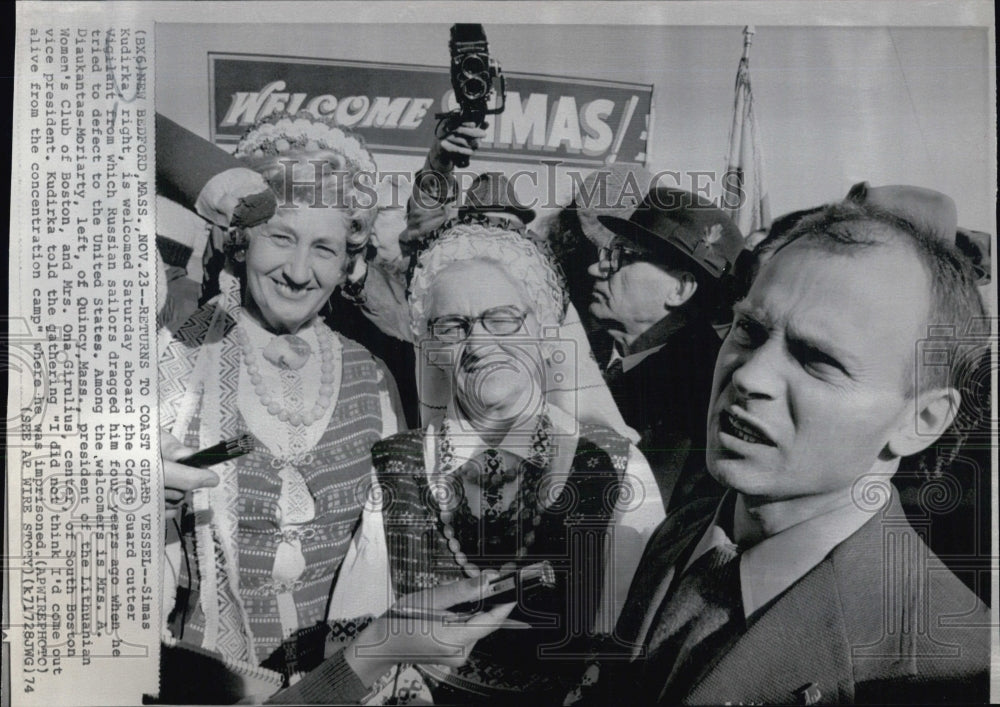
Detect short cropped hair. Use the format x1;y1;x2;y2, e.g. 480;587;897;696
755;200;986;396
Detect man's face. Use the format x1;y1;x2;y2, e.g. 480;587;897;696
706;239;931;502
587;242;685;341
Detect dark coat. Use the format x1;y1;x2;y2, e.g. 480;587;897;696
604;314;723;511
606;491;991;705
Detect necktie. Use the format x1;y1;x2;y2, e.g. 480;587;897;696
641;542;743;702
604;357;624;383
482;448;505;522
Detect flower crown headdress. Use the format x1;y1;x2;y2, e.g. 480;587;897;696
407;222;568;340
404;213;567;305
234;112;377;175
214;113;379;308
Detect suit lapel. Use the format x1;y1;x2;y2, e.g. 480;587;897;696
680;500;910;705
617;497;930;703
612;498;719;657
684;559;855;704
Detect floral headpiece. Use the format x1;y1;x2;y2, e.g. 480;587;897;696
234;112;377;175
404;212;568;299
407;222;568;340
217;113;379;303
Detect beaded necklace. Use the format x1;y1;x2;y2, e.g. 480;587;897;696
235;312;337;426
433;413;553;577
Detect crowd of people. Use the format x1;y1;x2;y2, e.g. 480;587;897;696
153;109;991;704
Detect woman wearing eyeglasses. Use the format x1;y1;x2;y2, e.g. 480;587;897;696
270;221;664;705
387;223;665;703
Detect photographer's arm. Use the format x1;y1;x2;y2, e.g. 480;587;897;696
155;113;276;230
406;122;487;240
351;122;489;341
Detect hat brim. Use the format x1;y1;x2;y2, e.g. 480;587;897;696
597;213;706;274
459;203;536;225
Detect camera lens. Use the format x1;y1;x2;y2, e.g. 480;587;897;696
460;76;489;101
461;54;487;75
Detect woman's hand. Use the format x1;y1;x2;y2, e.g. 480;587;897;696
195;167;276;229
161;429;219;519
344;573;516;686
428;122;488;172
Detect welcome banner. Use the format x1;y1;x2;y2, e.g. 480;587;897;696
209;52;653;167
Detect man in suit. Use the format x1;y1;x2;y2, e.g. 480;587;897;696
581;198;991;705
589;187;744;509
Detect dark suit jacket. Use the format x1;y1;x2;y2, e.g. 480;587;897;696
605;492;990;705
604;314;723;511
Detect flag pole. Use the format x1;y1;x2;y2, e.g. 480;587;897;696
725;24;770;239
742;25;755;61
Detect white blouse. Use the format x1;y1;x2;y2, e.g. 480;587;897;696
329;404;665;629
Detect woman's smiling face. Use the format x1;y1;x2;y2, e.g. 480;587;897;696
243;207;350;334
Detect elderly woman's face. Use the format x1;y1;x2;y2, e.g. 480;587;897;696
244;207;349;334
428;260;547;426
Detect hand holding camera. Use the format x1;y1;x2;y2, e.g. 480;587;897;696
433;24;506;170
429;121;489;173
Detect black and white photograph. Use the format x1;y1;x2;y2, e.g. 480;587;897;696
5;3;997;705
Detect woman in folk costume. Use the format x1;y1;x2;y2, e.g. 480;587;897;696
349;121;639;446
385;224;664;702
273;221;666;705
158;114;403;688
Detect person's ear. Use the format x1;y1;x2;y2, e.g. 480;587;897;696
886;387;961;458
664;270;698;308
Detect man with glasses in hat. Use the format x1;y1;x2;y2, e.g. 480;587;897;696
588;187;744;510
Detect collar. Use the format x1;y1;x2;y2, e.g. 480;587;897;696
609;342;668;374
618;309;691;360
686;490;886;621
424;403;580;483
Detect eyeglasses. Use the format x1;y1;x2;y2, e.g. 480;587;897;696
596;244;646;275
427;305;528;342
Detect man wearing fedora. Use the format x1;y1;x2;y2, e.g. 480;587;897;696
589;187;744;510
572;194;990;705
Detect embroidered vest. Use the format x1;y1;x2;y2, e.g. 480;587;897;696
373;423;629;702
171;320;384;666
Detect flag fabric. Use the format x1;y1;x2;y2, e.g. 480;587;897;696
724;27;771;238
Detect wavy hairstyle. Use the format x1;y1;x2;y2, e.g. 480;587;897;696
407;222;568;341
223;113;379;274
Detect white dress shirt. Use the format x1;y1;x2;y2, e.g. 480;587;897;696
684;491;886;621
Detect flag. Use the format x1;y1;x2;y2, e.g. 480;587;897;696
724;26;771;239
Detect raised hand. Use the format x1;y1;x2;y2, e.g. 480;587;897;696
429;121;489;172
161;428;219;518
